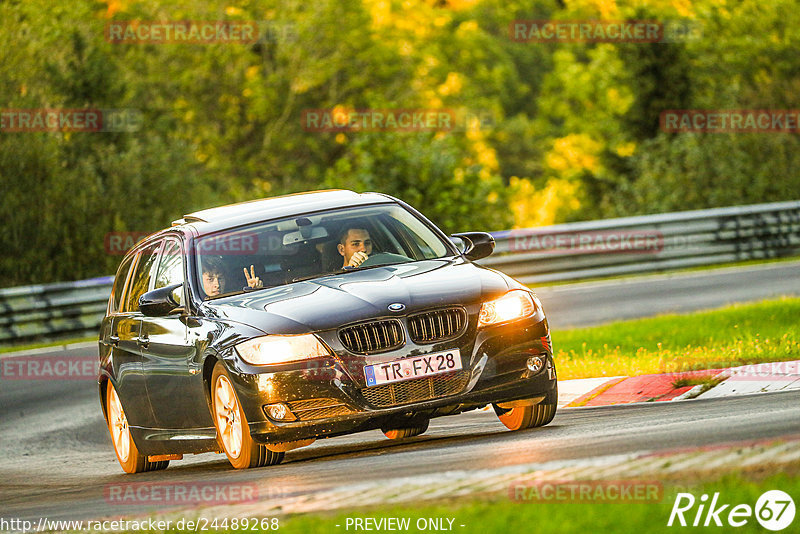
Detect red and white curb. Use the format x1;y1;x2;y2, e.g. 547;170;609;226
559;359;800;407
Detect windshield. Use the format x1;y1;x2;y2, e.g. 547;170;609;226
194;203;453;299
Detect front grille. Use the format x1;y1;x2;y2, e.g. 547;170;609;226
339;320;404;354
286;398;355;421
360;369;471;407
408;308;467;344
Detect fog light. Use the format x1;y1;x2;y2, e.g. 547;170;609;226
526;356;544;373
265;403;295;421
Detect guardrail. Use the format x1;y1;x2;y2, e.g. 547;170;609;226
1;201;799;345
484;200;800;285
0;277;113;344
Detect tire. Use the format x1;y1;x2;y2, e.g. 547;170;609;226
105;383;169;474
381;418;429;440
493;384;558;431
211;362;284;469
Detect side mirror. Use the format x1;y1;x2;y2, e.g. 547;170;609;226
139;283;183;317
451;232;495;261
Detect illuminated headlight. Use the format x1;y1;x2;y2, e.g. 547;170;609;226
478;290;537;328
234;334;331;365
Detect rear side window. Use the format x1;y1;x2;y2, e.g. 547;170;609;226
122;242;161;312
153;240;185;305
109;254;135;314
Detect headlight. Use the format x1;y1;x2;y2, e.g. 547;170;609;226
478;290;537;328
234;334;331;365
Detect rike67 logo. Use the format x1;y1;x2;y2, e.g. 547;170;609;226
668;490;795;531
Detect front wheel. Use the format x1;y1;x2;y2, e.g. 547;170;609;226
381;418;429;439
493;383;558;431
105;383;169;474
211;362;284;469
493;402;556;431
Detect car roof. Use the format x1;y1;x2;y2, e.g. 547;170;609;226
172;190;396;235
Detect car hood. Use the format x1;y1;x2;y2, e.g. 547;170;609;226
201;258;511;334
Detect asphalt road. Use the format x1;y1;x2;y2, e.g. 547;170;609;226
1;261;799;524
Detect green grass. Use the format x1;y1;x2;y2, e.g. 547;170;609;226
173;470;798;534
552;296;800;379
0;335;95;354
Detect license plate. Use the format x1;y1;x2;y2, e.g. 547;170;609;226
364;349;462;387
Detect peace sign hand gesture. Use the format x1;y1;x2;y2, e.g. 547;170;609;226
243;265;263;289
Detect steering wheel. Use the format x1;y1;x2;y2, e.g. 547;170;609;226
360;252;412;267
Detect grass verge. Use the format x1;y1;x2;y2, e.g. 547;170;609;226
183;469;798;534
0;335;95;354
552;296;800;380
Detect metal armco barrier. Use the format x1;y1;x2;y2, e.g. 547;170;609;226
1;201;799;345
0;277;113;344
484;200;800;284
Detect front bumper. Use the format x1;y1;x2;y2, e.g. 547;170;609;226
222;313;556;444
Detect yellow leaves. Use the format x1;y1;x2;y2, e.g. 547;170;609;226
425;0;478;11
245;66;260;81
398;40;414;56
242;88;253;98
335;133;347;144
365;0;392;28
100;0;126;19
670;0;694;18
615;141;636;157
437;72;463;96
433;16;450;28
606;87;633;114
331;105;350;125
253;179;272;194
290;77;311;93
546;134;601;175
225;7;244;17
457;20;479;34
509;176;581;228
564;0;618;18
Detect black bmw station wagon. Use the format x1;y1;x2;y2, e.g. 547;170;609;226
99;190;557;473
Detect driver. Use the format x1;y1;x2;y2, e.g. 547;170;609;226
338;227;373;268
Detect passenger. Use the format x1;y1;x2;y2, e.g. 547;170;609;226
338;227;373;268
201;258;225;297
202;259;263;298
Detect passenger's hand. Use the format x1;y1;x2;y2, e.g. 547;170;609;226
348;251;368;268
243;265;263;288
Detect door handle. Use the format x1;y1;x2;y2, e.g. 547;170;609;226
136;335;150;349
109;335;120;346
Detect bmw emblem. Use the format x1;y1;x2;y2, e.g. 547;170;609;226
388;303;406;312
